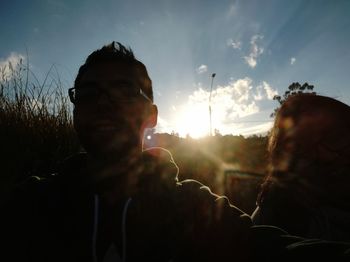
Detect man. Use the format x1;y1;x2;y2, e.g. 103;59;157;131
2;42;350;262
1;42;252;262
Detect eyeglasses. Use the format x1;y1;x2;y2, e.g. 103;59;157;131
68;85;152;104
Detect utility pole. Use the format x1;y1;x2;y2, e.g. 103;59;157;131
209;73;216;136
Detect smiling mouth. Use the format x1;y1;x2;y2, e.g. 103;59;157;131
94;125;118;132
89;121;119;132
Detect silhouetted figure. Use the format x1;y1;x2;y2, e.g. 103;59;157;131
1;42;253;262
2;44;350;262
252;93;350;241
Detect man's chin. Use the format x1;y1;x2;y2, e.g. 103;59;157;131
84;140;139;158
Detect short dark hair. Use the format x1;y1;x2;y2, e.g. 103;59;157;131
74;41;153;102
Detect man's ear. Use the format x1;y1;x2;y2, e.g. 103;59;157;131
145;104;158;128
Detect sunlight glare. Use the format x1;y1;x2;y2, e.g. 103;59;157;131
175;103;209;138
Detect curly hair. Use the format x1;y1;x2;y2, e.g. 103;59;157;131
258;94;350;207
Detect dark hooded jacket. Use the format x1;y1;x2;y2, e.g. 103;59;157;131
2;147;350;261
1;147;253;261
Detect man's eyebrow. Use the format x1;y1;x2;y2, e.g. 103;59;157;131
109;80;137;88
110;80;134;85
78;81;98;87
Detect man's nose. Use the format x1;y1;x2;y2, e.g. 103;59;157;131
95;91;125;112
96;91;112;106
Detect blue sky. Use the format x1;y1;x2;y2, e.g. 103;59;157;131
1;0;350;137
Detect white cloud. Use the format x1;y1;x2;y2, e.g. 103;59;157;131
254;81;278;101
234;122;273;136
196;64;208;74
244;35;264;68
227;38;242;50
175;78;279;136
226;4;237;18
155;116;173;134
0;52;25;80
263;81;278;100
188;77;266;120
253;88;264;101
290;57;296;65
160;78;276;137
174;77;267;136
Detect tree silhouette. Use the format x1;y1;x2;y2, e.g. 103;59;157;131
214;128;222;137
270;82;316;117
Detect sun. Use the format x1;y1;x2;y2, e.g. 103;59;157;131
174;103;210;138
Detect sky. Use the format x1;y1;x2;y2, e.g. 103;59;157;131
1;0;350;138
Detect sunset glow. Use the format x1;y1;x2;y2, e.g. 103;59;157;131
175;103;210;138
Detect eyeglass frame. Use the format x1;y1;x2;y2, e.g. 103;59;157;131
68;86;153;105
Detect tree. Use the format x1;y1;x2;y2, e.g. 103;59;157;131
270;82;316;117
214;128;222;137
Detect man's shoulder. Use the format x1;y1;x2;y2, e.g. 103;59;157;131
285;239;350;260
142;147;178;169
141;148;251;223
57;152;87;176
249;225;350;261
1;175;54;224
1;152;85;210
175;179;252;224
140;147;179;184
5;175;47;199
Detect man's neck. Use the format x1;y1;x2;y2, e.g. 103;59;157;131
85;149;144;202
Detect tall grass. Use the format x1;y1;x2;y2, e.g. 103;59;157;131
0;58;80;195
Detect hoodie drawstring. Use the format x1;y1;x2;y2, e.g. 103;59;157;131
93;194;99;262
92;195;132;262
122;198;132;262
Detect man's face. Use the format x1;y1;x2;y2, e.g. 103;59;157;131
73;61;157;157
